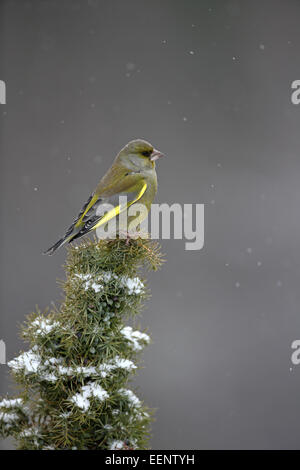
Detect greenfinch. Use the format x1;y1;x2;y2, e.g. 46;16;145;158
44;139;164;255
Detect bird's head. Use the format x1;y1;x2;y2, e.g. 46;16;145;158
119;139;164;171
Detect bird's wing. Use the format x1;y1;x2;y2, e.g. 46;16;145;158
59;169;139;235
43;192;100;255
43;170;146;255
69;179;147;242
53;192;100;243
75;169;147;225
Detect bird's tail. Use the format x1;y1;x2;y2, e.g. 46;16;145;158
43;235;71;256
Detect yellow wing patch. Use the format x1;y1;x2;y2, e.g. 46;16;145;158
75;193;99;228
93;181;147;230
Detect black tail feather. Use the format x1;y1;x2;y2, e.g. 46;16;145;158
43;237;67;256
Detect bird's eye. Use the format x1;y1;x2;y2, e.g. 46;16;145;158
142;150;151;157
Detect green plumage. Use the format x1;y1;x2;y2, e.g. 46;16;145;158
44;139;163;255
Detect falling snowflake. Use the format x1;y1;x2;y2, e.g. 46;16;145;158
126;62;136;71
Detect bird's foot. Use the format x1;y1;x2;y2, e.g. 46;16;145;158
118;230;149;244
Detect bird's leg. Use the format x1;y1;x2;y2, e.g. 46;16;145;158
127;230;149;243
119;228;149;244
118;229;131;245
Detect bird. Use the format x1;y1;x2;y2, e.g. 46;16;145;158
43;139;164;255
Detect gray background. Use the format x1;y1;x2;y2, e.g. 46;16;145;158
1;0;300;450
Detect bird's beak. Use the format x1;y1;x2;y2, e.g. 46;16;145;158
150;149;165;161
